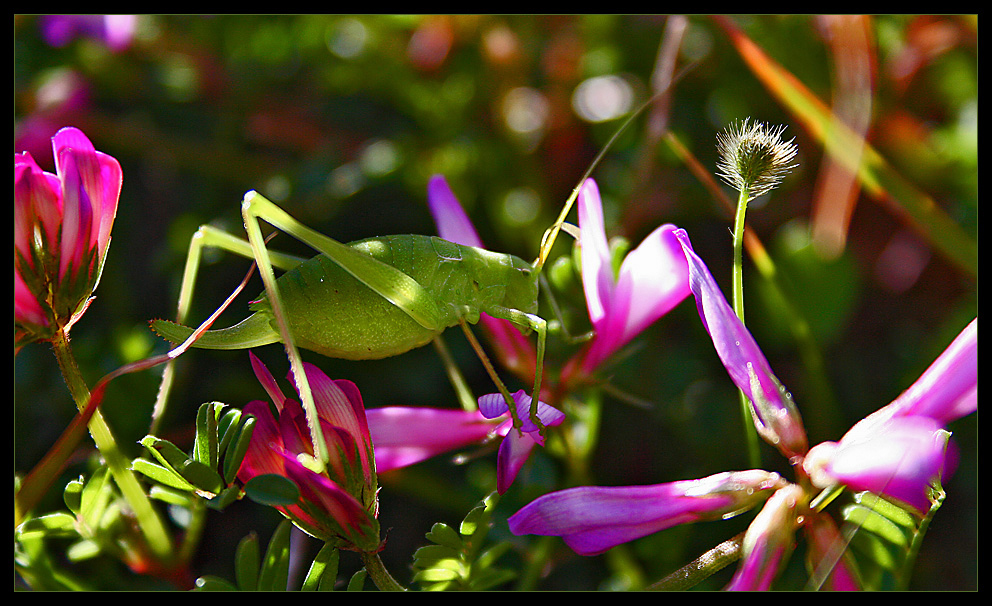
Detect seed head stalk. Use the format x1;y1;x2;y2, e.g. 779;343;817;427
716;119;799;467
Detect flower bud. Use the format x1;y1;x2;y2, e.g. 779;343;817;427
15;127;121;348
238;354;380;551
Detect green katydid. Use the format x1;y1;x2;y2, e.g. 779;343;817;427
151;67;695;466
153;189;554;441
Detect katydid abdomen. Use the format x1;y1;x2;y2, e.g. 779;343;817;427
153;233;538;361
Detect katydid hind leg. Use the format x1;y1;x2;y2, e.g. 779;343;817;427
151;223;304;432
241;192;330;466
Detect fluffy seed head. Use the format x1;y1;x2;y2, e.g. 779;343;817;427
716;118;799;201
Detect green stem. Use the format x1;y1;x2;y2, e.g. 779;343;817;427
49;329;174;564
647;532;744;590
360;550;407;591
899;489;944;590
731;188;762;469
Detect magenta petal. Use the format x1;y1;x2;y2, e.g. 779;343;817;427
53;127;121;258
726;484;804;591
674;229;807;457
366;407;494;473
806;416;950;514
427;174;483;248
508;471;783;556
56;150;94;281
237;400;286;482
302;365;369;446
804;513;863;591
496;429;538;495
478;392;511;419
858;318;977;434
477;390;565;434
250;352;287;411
576;178;690;373
280;451;377;547
613;224;690;345
15;271;48;328
577;178;615;329
508;482;731;556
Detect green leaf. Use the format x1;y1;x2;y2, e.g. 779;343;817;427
66;539;101;562
63;476;84;516
413;494;513;591
346;568;367;591
413;543;459;563
257;520;292;591
204;485;243;511
78;467;112;531
16;512;78;540
301;543;339;591
413;567;461;582
222;416;256;485
460;504;485;536
244;474;301;507
425;522;463;551
194;402;220;467
235;532;260;591
476;541;513;569
140;435;192;472
216;406;243;456
469;567;517;591
131;457;196;492
177;459;225;496
839;491;922;590
148;484;195;507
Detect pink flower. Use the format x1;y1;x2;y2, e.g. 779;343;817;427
803;318;977;514
567;178;691;378
38;15;137;52
238;353;380;551
15;126;121;347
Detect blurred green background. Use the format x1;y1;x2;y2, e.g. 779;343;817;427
15;15;976;590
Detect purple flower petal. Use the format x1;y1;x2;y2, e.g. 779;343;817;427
850;318;977;440
496;428;539;495
508;470;785;556
476;390;565;493
477;390;564;434
726;483;804;591
427;174;483;248
804;415;950;514
366;407;495;473
803;513;862;591
674;228;808;458
575;179;690;374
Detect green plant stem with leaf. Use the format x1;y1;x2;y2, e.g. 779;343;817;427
46;328;174;565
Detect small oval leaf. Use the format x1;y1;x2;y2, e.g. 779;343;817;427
244;474;301;506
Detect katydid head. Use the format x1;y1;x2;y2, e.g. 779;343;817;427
502;254;540;316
